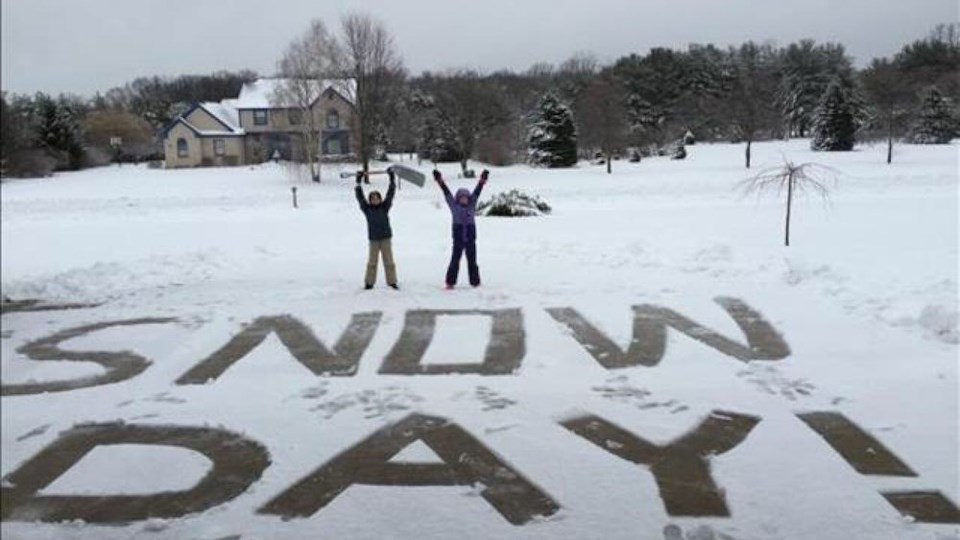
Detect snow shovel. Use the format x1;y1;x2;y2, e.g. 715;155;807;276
339;164;426;187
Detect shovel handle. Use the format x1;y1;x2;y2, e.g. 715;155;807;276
339;169;390;179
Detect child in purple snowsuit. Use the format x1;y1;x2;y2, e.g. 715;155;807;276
433;168;489;288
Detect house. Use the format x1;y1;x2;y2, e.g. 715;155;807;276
162;78;356;169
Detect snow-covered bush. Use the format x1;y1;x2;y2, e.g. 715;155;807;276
477;190;552;217
671;141;687;160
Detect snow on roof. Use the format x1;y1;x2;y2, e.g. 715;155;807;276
176;117;245;137
164;77;353;138
198;101;242;132
233;78;356;109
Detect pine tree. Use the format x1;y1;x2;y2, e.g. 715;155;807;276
528;92;577;167
417;110;460;164
911;86;956;144
33;94;86;170
811;80;857;151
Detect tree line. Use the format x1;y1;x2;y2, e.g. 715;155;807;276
1;19;956;179
1;71;257;177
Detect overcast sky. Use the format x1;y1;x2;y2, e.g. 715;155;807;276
2;0;957;96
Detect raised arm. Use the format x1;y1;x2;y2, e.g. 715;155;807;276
354;171;368;211
383;169;397;210
433;169;454;207
472;169;490;201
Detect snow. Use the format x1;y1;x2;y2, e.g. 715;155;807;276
198;102;242;132
1;139;958;539
233;78;356;109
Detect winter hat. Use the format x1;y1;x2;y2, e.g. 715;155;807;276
455;188;471;205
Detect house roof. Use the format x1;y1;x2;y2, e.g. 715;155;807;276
198;101;241;131
160;77;355;139
233;78;356;109
160;101;245;139
167;117;246;138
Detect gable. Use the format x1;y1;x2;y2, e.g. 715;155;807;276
312;87;355;111
235;78;356;109
165;121;200;142
185;107;230;132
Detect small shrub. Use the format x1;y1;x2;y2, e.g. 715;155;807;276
2;149;56;178
477;190;552;217
671;142;687;160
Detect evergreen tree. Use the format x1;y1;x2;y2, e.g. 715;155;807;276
528;92;577;167
613;49;685;147
33;93;86;170
811;80;857;151
777;40;854;137
910;86;956;143
417;110;461;163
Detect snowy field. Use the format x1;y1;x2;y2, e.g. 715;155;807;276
1;139;958;540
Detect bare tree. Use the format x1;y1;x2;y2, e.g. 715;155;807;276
557;51;599;100
727;42;780;168
419;71;510;174
577;78;629;173
740;161;836;246
275;20;340;182
337;13;404;173
861;58;911;164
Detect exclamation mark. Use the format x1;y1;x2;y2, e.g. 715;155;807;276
797;411;959;524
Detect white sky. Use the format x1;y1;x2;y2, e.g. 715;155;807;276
2;0;957;96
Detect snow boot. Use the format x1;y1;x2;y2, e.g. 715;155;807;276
468;265;481;287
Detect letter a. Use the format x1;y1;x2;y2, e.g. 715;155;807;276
259;413;559;525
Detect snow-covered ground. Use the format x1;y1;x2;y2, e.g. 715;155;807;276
1;139;957;540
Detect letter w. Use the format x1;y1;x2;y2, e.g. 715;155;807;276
546;297;789;368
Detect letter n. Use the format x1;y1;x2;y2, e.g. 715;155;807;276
176;313;382;384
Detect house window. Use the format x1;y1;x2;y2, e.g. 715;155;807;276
214;139;225;156
327;137;342;155
326;109;340;129
177;138;188;158
288;109;302;125
253;110;268;126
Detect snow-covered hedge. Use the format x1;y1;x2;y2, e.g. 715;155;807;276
478;190;552;217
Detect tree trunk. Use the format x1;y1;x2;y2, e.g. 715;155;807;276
460;158;468;175
606;153;612;174
745;138;752;169
785;173;794;247
886;114;893;164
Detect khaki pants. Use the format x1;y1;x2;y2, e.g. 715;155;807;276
365;239;397;286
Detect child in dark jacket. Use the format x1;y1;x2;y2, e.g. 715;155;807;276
355;169;398;290
433;168;489;288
